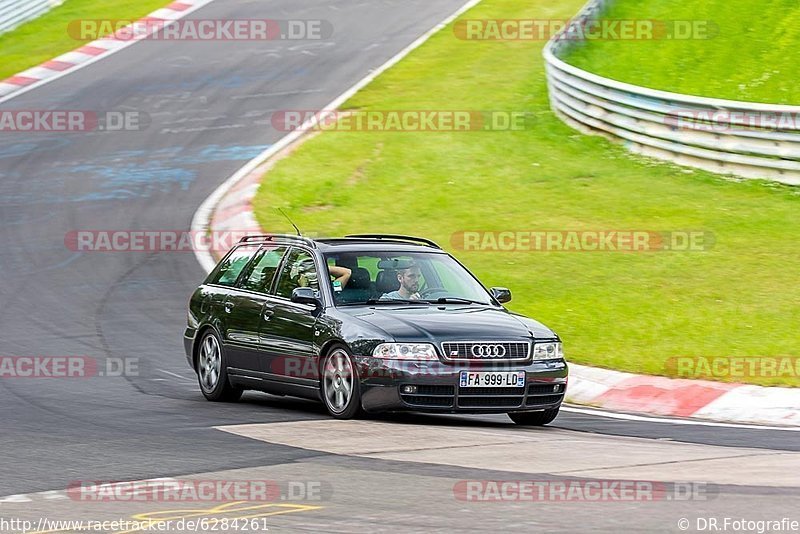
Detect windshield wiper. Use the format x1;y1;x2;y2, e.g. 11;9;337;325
362;298;431;305
426;297;489;305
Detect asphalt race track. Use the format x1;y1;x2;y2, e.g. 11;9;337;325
0;1;797;532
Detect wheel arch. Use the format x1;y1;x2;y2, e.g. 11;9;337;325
317;338;351;380
192;323;223;371
317;338;351;364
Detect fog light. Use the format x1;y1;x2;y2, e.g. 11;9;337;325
401;385;417;394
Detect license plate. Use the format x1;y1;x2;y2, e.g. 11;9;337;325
459;371;525;388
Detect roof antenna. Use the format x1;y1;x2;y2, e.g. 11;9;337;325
277;208;302;236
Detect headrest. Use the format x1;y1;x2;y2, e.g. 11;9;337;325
348;267;371;290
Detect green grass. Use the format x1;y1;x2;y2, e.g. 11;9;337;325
564;0;800;104
252;0;800;386
0;0;170;80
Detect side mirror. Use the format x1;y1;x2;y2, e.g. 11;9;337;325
490;287;512;303
291;287;322;308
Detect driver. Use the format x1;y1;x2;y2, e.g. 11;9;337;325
380;262;422;300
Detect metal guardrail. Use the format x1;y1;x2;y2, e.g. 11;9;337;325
0;0;63;35
543;0;800;185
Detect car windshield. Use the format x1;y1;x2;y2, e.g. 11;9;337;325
323;251;494;306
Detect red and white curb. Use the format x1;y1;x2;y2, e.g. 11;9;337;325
567;363;800;427
0;0;215;103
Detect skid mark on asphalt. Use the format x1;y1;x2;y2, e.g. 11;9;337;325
0;143;270;205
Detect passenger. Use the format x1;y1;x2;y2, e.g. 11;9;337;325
294;259;351;291
329;265;351;287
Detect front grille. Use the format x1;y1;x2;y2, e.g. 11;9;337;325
459;396;523;408
401;395;453;407
457;385;525;408
415;385;455;395
441;341;530;361
400;384;454;407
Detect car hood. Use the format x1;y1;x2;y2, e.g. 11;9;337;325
338;305;556;343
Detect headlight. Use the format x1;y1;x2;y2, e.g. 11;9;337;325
372;343;438;361
532;342;563;360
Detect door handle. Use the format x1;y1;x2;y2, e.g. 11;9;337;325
263;310;274;321
224;302;234;313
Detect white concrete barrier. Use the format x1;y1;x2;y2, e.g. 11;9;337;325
544;0;800;185
0;0;64;35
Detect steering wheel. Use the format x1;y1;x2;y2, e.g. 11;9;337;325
420;287;449;299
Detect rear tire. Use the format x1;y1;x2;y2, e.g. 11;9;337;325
508;407;559;426
321;345;362;419
196;329;243;402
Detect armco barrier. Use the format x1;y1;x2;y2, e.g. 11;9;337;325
543;0;800;185
0;0;63;35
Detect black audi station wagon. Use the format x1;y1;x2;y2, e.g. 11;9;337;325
183;234;568;425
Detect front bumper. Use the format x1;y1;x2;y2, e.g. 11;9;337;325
183;327;196;369
354;357;568;414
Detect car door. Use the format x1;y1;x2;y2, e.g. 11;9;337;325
203;243;261;314
203;244;260;370
262;247;320;386
222;245;289;373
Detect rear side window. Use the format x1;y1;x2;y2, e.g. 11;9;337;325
240;246;288;293
210;245;258;287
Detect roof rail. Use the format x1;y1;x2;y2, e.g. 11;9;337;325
238;234;317;248
344;234;441;249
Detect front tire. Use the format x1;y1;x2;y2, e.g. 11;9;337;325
321;346;362;419
197;329;243;402
508;407;560;426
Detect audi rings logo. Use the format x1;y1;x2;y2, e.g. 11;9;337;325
470;344;507;358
